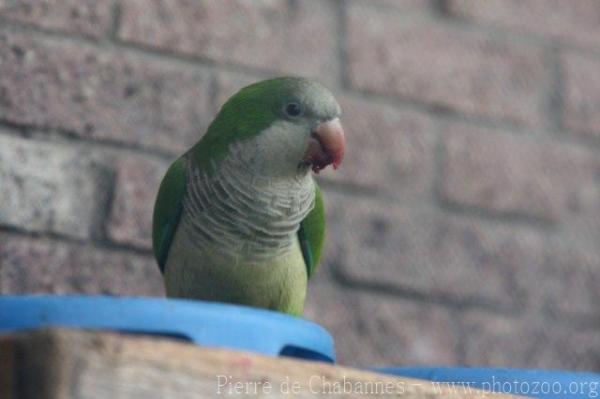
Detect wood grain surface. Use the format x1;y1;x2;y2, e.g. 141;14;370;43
0;329;520;398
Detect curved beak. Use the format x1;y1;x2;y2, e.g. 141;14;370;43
302;117;346;173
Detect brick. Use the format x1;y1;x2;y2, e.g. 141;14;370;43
350;294;462;367
563;53;600;138
0;27;212;154
0;0;113;38
346;4;547;127
305;270;461;366
106;153;169;249
441;123;600;221
432;217;545;309
448;0;600;50
329;96;436;200
547;327;600;372
0;233;164;296
324;191;543;308
346;0;430;11
460;310;600;371
119;0;338;83
0;133;109;239
459;312;551;369
518;237;600;319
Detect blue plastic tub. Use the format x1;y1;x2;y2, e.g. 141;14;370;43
0;295;335;362
378;367;600;398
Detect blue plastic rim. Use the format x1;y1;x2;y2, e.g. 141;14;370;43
377;367;600;399
0;295;335;363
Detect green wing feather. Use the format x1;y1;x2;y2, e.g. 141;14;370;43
298;183;326;279
152;157;187;273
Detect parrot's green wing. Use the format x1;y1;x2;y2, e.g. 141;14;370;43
298;183;326;279
152;157;187;273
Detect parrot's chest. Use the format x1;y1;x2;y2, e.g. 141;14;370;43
177;154;316;266
163;155;314;314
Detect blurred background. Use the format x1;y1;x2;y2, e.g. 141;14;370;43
1;0;599;370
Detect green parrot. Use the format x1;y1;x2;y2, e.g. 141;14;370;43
152;77;345;316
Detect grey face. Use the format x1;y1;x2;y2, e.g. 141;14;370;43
234;119;314;179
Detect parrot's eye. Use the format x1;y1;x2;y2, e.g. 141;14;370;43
284;102;303;118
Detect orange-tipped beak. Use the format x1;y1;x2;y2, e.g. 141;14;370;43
302;118;346;173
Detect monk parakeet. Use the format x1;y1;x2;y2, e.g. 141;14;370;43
152;77;345;316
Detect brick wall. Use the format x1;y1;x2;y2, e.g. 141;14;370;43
1;0;599;370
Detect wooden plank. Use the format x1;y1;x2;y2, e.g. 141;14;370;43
0;329;521;398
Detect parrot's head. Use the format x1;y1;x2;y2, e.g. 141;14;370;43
197;77;345;179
